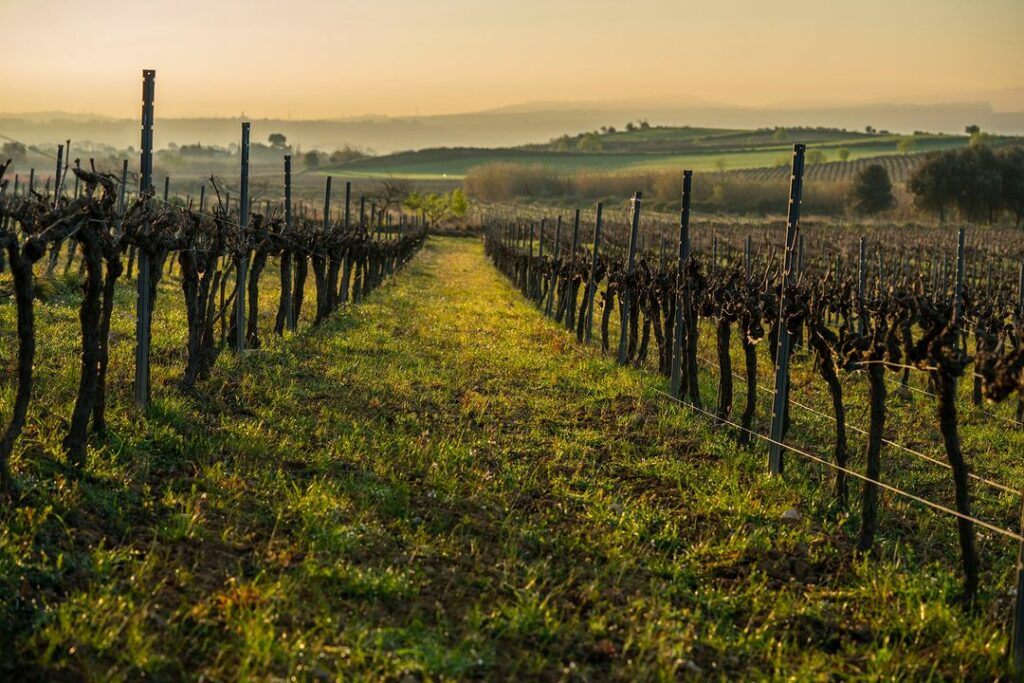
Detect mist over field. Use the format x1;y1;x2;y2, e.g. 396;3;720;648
4;99;1024;153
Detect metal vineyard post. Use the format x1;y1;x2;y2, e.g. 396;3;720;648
768;144;806;475
134;69;156;410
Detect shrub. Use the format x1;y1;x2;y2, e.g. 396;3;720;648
852;164;895;214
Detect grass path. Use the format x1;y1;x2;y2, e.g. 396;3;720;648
2;237;1010;681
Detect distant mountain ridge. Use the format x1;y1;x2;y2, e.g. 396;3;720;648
2;100;1022;154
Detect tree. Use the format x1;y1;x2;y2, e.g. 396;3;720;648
551;135;572;152
969;131;993;148
373;178;412;216
1000;147;1024;226
303;150;320;168
807;149;826;164
965;124;981;135
268;133;287;148
956;145;1003;222
909;147;1004;223
638;119;651;130
852;163;895;214
625;121;637;132
1;141;27;164
328;145;368;165
578;133;603;152
836;147;851;162
865;125;876;134
404;189;468;226
897;137;916;155
909;152;959;222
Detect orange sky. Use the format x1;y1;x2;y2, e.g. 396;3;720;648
3;0;1023;118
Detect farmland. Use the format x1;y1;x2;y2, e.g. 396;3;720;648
321;126;991;180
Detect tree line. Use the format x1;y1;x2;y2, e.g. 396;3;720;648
909;145;1024;225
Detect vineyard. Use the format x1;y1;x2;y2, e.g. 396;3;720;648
483;150;1024;670
4;72;1024;679
726;152;927;184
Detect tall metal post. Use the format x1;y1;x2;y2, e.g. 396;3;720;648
234;122;250;353
134;69;156;410
617;193;642;364
768;144;806;475
284;155;295;330
670;171;693;399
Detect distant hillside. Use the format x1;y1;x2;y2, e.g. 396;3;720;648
322;126;989;179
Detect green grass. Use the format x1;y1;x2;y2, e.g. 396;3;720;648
0;237;1019;680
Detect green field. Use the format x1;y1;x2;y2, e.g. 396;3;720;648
3;236;1020;680
322;126;978;180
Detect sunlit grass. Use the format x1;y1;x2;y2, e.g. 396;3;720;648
0;238;1016;680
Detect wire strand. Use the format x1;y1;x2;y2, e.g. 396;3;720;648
652;388;1024;543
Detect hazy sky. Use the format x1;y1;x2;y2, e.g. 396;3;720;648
3;0;1022;118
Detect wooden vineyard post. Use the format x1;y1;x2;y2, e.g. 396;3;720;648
1011;497;1024;671
1018;262;1024;318
584;203;603;343
323;176;333;231
234;121;250;354
858;236;867;336
950;228;965;395
617;192;642;365
284;154;296;330
952;228;965;324
134;69;156;410
340;181;352;304
118;160;128;213
566;209;581;331
744;235;752;279
670;171;693;399
545;215;562;317
53;143;64;204
767;144;805;475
